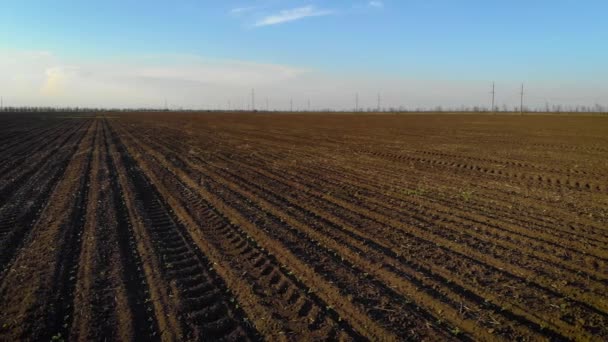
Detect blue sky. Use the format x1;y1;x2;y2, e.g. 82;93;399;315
1;0;607;109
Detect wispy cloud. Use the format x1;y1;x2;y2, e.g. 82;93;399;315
230;6;256;15
368;1;384;8
254;6;333;27
0;50;312;107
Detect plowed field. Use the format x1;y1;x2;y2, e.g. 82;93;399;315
1;112;607;341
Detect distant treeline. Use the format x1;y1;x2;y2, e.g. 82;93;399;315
0;105;607;114
0;107;171;113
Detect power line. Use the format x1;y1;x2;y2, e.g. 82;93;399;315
491;82;495;114
520;83;524;115
251;88;255;111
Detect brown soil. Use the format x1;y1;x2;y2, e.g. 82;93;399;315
0;112;607;341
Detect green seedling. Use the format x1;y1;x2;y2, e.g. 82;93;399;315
460;189;475;201
404;188;426;196
51;333;64;342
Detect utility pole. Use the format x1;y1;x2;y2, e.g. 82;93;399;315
251;88;255;111
491;82;495;114
377;93;381;112
520;83;524;115
307;98;311;112
266;97;269;111
290;98;293;112
355;93;359;112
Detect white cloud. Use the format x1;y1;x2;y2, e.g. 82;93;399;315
131;59;307;86
40;66;84;97
230;6;256;15
1;49;606;110
41;67;68;96
368;1;384;8
254;6;333;27
0;50;312;108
